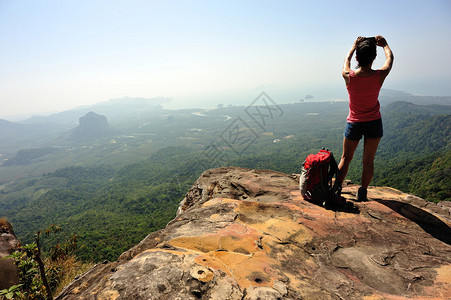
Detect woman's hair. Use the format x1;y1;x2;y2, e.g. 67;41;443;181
356;38;377;68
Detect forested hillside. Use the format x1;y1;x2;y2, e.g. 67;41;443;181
0;148;200;261
0;100;449;262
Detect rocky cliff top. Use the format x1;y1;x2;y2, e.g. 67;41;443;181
57;167;451;299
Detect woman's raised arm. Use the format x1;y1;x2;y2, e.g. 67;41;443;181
342;36;365;85
376;35;394;85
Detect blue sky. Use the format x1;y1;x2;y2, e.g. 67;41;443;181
1;0;450;119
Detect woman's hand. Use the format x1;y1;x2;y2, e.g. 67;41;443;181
376;35;388;47
353;36;365;49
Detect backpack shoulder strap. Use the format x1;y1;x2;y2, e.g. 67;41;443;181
328;152;338;179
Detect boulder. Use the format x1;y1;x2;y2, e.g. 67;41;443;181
0;219;19;290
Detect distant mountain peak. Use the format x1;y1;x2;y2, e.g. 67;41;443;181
68;111;118;141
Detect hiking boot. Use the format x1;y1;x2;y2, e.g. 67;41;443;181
357;187;368;202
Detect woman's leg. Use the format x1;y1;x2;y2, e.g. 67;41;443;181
361;137;381;189
337;137;360;185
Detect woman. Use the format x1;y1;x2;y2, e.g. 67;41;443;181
337;35;394;201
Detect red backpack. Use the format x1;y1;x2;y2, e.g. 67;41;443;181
299;149;342;206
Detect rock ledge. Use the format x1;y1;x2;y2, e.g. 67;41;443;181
57;167;451;300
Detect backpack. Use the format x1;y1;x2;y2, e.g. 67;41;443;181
299;148;343;207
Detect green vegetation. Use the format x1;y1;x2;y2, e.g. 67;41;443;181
374;151;450;202
0;100;449;263
0;225;93;300
2;148;60;167
1;148;200;262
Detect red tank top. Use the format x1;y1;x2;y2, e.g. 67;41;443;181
346;70;381;122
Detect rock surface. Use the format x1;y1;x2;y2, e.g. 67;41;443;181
0;219;19;290
57;167;451;299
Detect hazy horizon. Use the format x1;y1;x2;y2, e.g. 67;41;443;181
0;88;346;121
1;0;451;120
3;87;449;123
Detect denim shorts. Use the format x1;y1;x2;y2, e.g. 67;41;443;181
344;118;383;140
